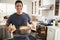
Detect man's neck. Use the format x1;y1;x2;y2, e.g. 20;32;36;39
16;11;23;15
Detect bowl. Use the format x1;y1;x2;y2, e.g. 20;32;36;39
19;26;31;35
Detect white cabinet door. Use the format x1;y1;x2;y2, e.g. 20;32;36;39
55;30;60;40
47;28;55;40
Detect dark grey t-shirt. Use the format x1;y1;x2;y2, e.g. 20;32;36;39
7;12;30;29
7;12;31;37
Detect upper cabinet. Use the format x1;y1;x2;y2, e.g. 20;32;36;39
32;0;41;14
42;0;54;6
32;0;55;16
55;0;59;16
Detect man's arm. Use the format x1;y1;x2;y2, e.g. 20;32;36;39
29;20;35;29
27;14;35;29
5;23;16;33
5;15;12;32
4;22;12;33
5;23;10;30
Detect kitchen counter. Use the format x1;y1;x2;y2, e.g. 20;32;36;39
0;25;12;40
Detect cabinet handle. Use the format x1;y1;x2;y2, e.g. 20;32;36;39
49;30;53;32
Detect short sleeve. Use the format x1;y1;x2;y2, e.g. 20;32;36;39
7;15;12;25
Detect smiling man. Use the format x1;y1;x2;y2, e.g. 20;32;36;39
5;0;35;40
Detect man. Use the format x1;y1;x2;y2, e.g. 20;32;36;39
5;0;35;40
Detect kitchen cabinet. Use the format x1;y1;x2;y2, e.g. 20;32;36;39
47;26;60;40
32;0;55;17
55;0;59;16
47;27;55;40
32;0;41;14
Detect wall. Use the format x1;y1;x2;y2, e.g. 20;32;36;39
0;0;32;14
22;0;32;14
0;0;16;4
0;0;32;22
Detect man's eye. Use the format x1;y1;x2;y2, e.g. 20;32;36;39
19;5;22;7
16;5;22;7
16;6;19;7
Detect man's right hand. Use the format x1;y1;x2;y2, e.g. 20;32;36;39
8;26;16;33
5;23;16;33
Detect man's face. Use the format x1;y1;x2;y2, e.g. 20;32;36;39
15;3;23;12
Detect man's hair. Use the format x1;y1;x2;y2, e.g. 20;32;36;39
15;0;23;6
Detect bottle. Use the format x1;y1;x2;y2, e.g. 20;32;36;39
53;21;55;27
55;18;58;26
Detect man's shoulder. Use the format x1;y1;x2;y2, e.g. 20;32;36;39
9;13;16;18
11;13;16;16
23;12;29;16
